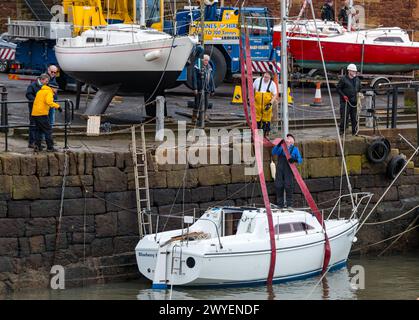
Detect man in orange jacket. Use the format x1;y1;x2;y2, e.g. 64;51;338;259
32;83;62;152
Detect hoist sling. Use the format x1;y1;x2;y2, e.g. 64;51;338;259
240;28;331;277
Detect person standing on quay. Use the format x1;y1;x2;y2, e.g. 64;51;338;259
32;83;62;152
272;134;303;209
25;73;50;148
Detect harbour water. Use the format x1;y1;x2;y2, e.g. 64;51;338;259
4;254;418;300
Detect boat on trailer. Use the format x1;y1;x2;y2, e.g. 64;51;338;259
55;24;196;95
288;27;419;73
135;193;371;288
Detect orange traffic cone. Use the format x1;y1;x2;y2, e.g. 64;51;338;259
310;82;325;107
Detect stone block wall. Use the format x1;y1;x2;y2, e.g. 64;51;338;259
0;134;418;294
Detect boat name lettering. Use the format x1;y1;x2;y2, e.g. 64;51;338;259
138;252;155;258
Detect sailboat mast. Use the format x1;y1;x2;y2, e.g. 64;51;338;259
347;0;354;31
280;0;289;137
140;0;146;26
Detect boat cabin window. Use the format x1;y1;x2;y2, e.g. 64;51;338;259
86;37;103;43
223;212;242;236
275;222;314;234
373;36;404;43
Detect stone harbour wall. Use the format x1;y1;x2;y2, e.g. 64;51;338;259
0;134;418;294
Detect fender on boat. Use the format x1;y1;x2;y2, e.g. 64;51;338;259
145;50;162;61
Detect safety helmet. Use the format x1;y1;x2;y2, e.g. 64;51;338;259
347;64;358;72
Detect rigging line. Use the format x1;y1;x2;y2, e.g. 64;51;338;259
53;150;69;265
144;35;177;105
356;144;419;234
307;0;355;209
83;183;87;287
364;204;419;226
378;215;419;257
304;264;332;300
351;224;419;253
160;129;198;232
338;105;348;218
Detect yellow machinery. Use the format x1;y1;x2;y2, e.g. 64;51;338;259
189;9;240;43
148;0;165;32
62;0;136;35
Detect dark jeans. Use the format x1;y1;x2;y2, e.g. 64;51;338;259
340;103;357;134
27;103;36;145
194;91;209;113
33;116;54;149
275;161;294;207
257;121;271;136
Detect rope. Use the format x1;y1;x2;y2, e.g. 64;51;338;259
364;205;419;226
356;144;419;234
378;215;419;256
307;0;355;209
52;150;69;265
351;224;419;253
304;264;333;300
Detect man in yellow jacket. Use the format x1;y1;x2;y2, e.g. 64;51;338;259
32;83;61;152
253;71;278;137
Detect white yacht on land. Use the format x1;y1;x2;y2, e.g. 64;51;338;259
55;24;196;94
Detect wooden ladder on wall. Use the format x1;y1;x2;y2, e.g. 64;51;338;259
131;125;152;239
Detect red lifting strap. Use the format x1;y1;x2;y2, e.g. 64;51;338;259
241;29;277;284
239;34;251;128
240;28;331;276
280;143;331;274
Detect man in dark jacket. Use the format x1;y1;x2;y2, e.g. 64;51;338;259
336;63;361;135
25;73;50;148
192;54;215;124
272;133;303;209
338;0;349;27
321;0;335;21
47;65;59;126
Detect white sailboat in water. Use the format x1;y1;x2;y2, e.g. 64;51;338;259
135;1;369;288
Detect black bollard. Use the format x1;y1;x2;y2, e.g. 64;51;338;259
391;87;398;128
1;86;8;151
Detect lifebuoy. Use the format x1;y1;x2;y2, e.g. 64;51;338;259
386;155;406;179
366;138;390;164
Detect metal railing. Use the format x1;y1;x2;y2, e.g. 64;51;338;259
0;85;74;152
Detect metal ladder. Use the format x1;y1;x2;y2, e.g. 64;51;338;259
131;125;152;239
171;244;183;276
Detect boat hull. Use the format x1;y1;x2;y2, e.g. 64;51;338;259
136;218;358;287
63;70;180;94
55;36;194;94
288;37;419;73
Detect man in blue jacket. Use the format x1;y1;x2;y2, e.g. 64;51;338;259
25;73;50;148
192;54;215;124
46;65;59;126
272;133;303;208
